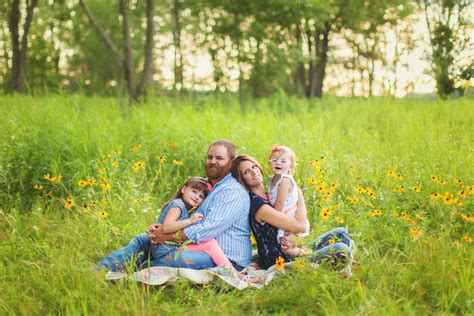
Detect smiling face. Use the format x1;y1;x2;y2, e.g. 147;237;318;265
269;151;293;176
238;159;264;190
181;185;206;209
205;145;232;184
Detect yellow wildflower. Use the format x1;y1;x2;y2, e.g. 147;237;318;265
369;209;383;217
158;156;167;163
319;208;332;221
307;178;318;185
250;234;256;245
430;193;440;199
415;214;425;221
111;161;119;169
328;238;335;244
460;213;474;223
275;256;285;271
51;176;62;184
409;227;422;239
88;178;97;185
78;180;88;188
397;174;403;180
33;184;44;190
335;216;344;224
100;182;111;192
99;211;109;218
462;236;473;243
356;187;366;194
44;173;53;181
391;211;399;217
128;144;142;152
65;197;75;208
387;170;395;177
458;190;467;198
438;179;447;185
430;175;438;183
99;168;107;175
172;159;183;166
395;186;405;193
132;160;145;171
412;186;421;193
455;179;464;186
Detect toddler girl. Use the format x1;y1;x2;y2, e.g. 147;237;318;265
268;145;310;256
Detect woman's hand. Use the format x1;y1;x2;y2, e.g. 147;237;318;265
189;213;204;224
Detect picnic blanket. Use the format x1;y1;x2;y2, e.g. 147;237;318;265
104;258;352;290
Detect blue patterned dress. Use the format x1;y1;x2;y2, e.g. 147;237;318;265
249;192;293;269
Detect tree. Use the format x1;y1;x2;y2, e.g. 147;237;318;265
7;0;38;93
78;0;155;101
420;0;472;98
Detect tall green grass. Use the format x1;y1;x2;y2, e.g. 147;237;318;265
0;95;473;314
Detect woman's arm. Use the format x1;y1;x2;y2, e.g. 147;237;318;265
255;204;305;233
161;207;203;234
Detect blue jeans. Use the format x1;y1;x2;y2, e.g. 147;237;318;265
98;233;216;272
306;227;352;264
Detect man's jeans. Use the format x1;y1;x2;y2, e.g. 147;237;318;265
306;227;353;264
98;233;216;272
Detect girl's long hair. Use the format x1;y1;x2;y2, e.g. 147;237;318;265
161;176;209;211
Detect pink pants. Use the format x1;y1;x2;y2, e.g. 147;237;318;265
185;239;232;267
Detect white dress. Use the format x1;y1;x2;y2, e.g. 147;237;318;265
268;174;309;240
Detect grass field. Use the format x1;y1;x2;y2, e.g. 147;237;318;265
0;95;473;314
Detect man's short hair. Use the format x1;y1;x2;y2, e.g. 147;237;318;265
208;139;236;160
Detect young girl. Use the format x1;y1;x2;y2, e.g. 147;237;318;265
151;177;233;267
98;177;233;272
268;145;310;256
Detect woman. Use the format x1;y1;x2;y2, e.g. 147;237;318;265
231;155;353;269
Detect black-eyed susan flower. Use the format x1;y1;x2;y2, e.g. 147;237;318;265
275;256;285;271
328;238;335;245
99;168;107;175
454;198;464;207
397;174;403;180
458;190;467;198
99;211;109;218
100;182;111;192
335;216;344;224
172;159;183;166
65;197;75;208
409;227;422;238
369;209;383;217
387;170;395;177
391;211;399;217
44;173;53;181
430;175;438;183
460;213;474;222
33;184;44;190
132;160;145;171
87;178;97;185
468;186;474;195
128;144;143;152
395;185;405;193
52;176;62;184
356;187;366;194
438;179;447;185
320;208;332;221
78;180;87;188
412;186;421;193
430;193;440;199
415;214;425;221
111;161;119;169
462;236;473;243
455;179;464;186
443;195;453;205
307;178;317;185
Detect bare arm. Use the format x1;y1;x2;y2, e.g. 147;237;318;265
255;204;305;233
161;207;203;234
272;177;292;212
295;188;308;227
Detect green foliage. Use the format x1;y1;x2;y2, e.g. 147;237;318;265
0;95;473;314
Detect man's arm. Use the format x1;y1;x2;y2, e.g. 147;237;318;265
147;224;188;244
183;187;249;243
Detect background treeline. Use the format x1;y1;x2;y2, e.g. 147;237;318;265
1;0;472;100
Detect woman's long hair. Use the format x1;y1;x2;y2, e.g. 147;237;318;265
231;155;264;190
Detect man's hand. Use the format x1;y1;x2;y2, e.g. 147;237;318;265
280;232;296;250
147;224;187;245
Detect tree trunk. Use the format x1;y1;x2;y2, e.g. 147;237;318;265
119;0;138;101
172;0;183;93
8;0;37;93
294;27;305;98
312;22;329;98
306;28;314;97
139;0;155;97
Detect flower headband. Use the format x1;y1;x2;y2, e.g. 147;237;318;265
271;145;279;153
